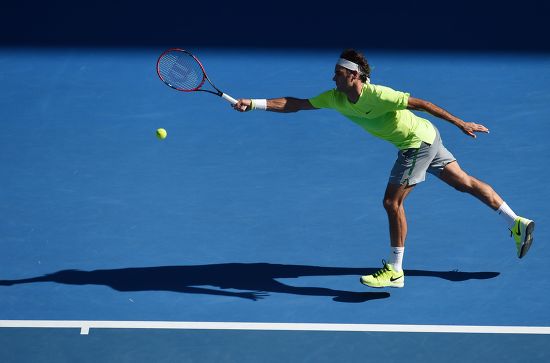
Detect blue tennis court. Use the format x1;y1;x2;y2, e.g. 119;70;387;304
1;48;549;361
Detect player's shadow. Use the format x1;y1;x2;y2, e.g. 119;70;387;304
0;263;499;303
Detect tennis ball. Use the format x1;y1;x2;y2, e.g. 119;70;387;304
156;128;167;140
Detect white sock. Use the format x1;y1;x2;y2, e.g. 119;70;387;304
497;202;518;228
389;247;404;272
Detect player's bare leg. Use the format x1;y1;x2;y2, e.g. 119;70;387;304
440;161;534;258
360;183;414;288
383;183;416;248
439;161;502;209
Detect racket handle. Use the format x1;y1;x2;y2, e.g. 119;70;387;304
221;93;238;105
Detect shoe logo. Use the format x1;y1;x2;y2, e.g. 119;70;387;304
390;275;403;282
516;223;521;236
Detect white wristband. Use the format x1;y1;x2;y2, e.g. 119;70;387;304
251;99;267;111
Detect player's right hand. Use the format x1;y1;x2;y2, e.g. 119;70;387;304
233;99;252;112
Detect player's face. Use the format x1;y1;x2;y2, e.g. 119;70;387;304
333;66;354;91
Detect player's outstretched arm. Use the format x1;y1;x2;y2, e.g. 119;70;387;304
407;96;489;138
233;97;318;113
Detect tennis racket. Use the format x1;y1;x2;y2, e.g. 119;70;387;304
156;48;237;105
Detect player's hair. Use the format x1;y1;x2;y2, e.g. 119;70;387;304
340;49;371;82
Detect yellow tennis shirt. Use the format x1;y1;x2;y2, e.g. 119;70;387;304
309;83;436;150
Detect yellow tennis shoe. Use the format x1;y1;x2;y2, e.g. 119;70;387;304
360;261;404;288
510;217;535;258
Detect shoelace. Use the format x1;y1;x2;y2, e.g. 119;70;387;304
372;260;391;278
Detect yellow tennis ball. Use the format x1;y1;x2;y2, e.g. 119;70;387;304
156;128;167;140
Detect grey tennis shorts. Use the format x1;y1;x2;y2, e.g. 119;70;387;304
389;127;456;186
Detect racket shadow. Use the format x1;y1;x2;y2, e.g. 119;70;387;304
0;263;499;303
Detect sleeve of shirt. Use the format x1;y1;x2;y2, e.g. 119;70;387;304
361;84;409;112
308;89;336;109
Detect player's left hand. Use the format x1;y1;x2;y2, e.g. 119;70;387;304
460;121;490;138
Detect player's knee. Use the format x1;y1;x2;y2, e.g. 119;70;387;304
383;198;400;213
454;176;475;193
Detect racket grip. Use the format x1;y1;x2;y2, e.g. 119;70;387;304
221;93;238;105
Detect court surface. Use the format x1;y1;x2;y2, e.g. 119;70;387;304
1;48;549;361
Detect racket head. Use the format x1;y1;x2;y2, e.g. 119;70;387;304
156;48;207;92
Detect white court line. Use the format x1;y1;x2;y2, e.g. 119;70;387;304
1;320;550;336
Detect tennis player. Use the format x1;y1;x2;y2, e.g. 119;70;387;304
232;49;535;288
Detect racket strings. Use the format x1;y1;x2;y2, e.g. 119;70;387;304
158;52;204;91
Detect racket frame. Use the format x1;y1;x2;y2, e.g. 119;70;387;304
156;48;237;104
